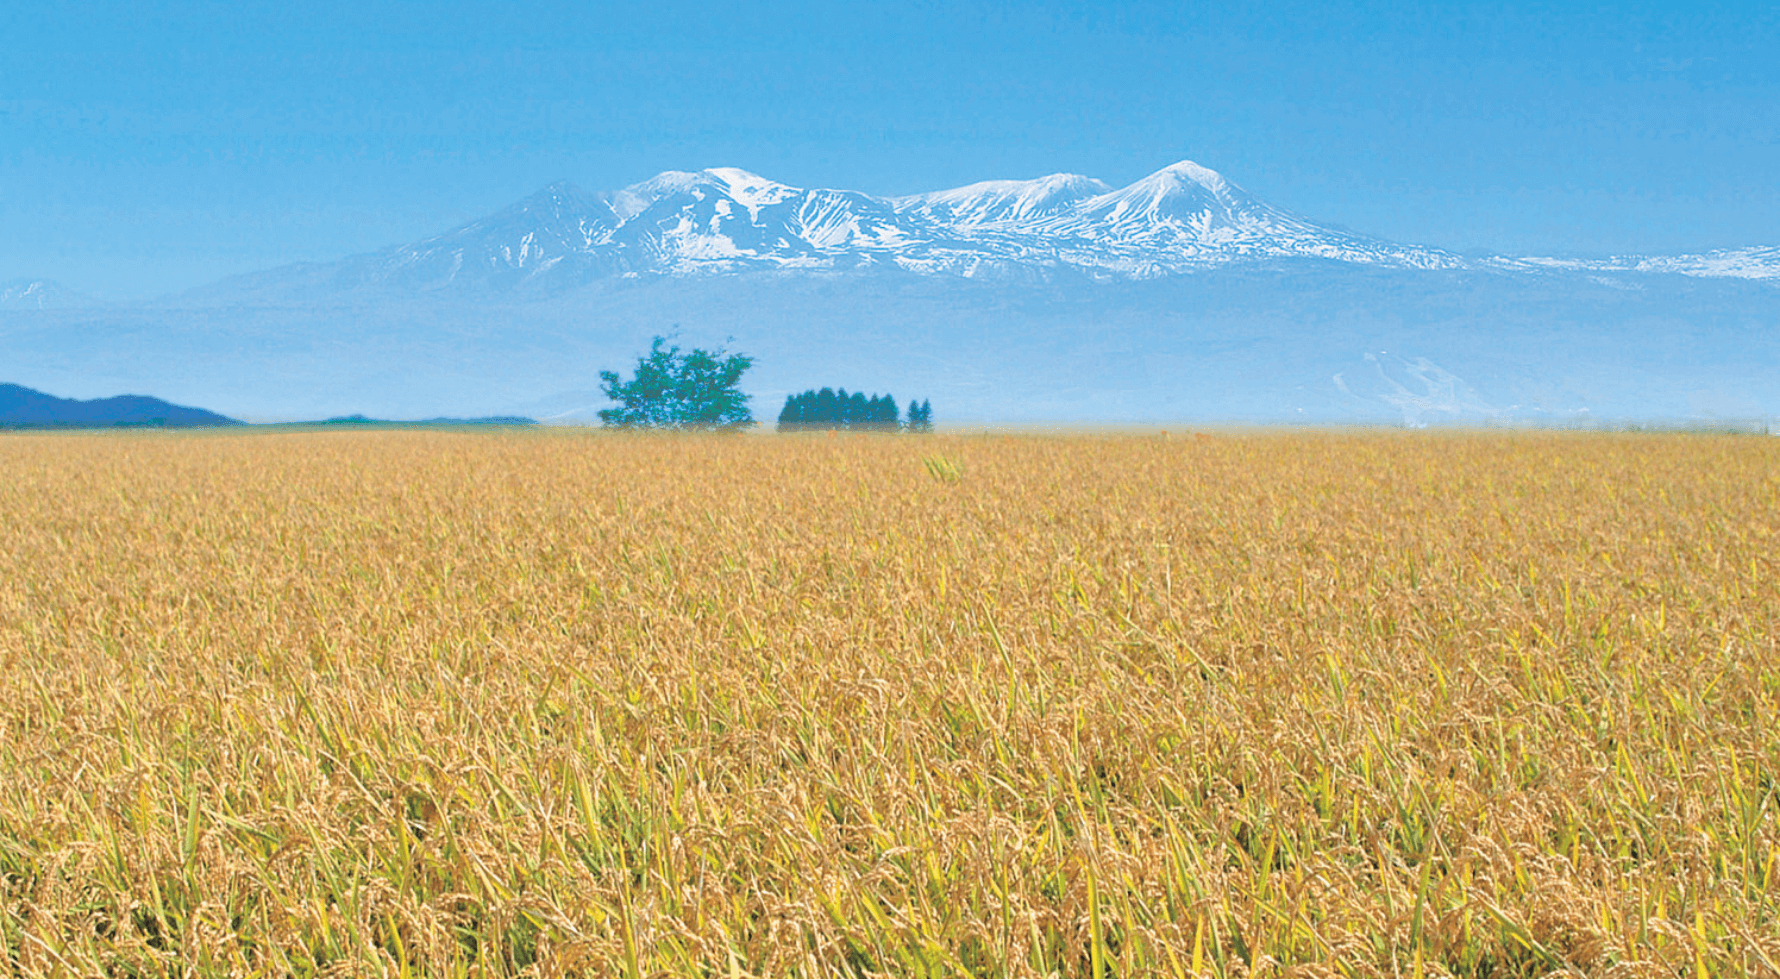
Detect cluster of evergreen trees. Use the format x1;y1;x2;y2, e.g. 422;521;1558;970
777;388;932;432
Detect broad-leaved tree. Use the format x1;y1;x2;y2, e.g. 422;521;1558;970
598;336;755;429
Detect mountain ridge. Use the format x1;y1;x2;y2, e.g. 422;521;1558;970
164;161;1476;302
9;160;1780;305
142;159;1776;306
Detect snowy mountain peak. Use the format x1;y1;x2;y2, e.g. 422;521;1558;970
1148;159;1235;193
1079;160;1260;223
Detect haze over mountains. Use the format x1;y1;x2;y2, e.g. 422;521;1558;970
4;160;1777;425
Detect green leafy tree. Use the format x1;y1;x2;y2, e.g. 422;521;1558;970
598;336;755;429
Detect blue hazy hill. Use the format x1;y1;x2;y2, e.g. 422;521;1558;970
0;383;243;428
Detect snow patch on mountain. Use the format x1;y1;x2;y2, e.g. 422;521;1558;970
1504;245;1780;281
1;279;84;309
896;173;1113;226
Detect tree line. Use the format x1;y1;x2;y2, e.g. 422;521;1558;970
777;388;932;432
598;335;932;432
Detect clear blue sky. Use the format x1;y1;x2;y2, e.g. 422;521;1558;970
4;0;1777;298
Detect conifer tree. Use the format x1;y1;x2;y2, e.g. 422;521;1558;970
906;399;933;432
869;394;899;430
814;387;839;426
775;387;911;432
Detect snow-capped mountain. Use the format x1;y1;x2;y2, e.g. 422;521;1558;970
180;158;1780;301
379;181;625;288
607;167;928;269
888;162;1460;275
196;160;1482;299
1028;162;1463;271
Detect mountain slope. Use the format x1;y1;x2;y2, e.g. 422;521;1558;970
1503;245;1780;280
894;173;1113;226
1035;162;1463;271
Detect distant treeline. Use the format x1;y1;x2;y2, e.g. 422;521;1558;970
777;388;932;432
312;414;537;426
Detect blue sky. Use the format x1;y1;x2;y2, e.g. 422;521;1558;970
3;0;1777;297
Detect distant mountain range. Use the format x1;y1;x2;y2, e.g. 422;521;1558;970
3;159;1777;426
0;383;241;428
175;160;1780;301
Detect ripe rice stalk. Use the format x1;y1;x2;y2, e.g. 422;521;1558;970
0;428;1775;976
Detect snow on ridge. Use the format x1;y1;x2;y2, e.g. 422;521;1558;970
699;168;799;218
610;170;710;220
897;173;1114;226
1501;246;1780;281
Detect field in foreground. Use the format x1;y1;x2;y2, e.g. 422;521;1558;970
0;429;1776;978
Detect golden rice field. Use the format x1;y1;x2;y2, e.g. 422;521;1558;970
0;428;1777;978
